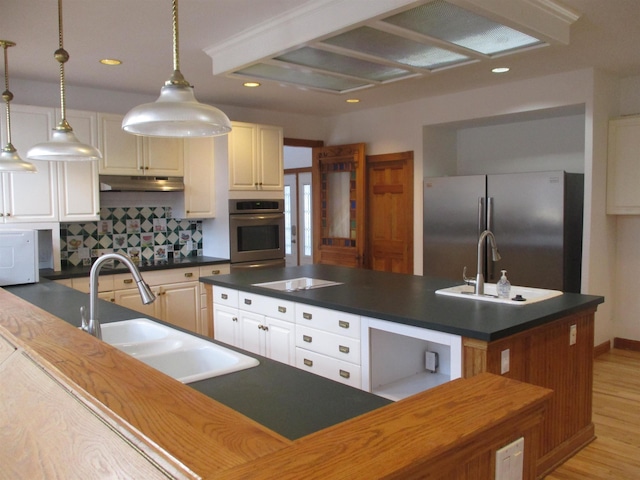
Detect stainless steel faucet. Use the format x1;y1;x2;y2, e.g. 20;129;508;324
80;253;156;339
463;229;501;295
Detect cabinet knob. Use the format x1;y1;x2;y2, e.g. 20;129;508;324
5;212;11;217
212;269;221;275
244;298;252;305
232;317;238;322
221;293;228;300
0;213;3;217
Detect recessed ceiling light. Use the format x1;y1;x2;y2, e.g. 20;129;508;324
100;58;122;66
346;98;360;103
492;67;510;73
243;81;261;88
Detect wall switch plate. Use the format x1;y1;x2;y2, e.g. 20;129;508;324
501;349;510;374
425;351;439;373
495;437;524;480
569;324;577;345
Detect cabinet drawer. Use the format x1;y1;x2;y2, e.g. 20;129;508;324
71;275;114;293
295;348;361;389
199;264;230;294
296;325;360;365
113;267;198;289
294;304;360;339
239;292;294;322
213;286;238;308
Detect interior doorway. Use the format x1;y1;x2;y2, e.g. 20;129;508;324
284;138;323;267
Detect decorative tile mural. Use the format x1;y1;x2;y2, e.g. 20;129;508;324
61;206;203;267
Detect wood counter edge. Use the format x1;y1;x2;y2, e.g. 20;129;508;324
0;288;553;479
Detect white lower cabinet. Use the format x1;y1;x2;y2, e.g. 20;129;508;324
240;311;295;365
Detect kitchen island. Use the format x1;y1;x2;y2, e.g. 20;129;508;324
201;264;604;477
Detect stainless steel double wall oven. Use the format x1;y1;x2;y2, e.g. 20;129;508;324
229;199;285;271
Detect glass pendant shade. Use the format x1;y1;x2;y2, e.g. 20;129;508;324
122;83;231;137
122;0;231;138
0;145;37;173
27;126;102;161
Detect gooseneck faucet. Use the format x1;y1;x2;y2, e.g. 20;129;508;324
81;253;156;339
463;230;501;296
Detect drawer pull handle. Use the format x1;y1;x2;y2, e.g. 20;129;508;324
221;293;228;300
338;320;350;329
303;312;312;320
339;345;350;354
123;279;133;284
278;306;287;313
212;269;221;275
304;359;313;367
339;370;350;379
184;272;193;278
244;299;252;305
303;335;312;343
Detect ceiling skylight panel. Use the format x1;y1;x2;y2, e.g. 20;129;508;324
275;47;413;83
321;26;470;70
233;63;370;93
382;0;544;56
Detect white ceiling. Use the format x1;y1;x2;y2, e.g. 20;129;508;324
2;0;640;117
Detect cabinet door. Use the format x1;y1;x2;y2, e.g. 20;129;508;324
239;310;264;356
1;105;58;222
228;122;257;190
160;281;199;333
58;109;100;221
607;115;640;214
213;304;240;347
183;137;215;218
257;125;284;190
265;317;295;365
141;137;184;176
98;113;142;175
115;288;161;318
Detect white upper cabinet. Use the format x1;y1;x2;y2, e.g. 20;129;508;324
607;115;640;214
183;137;215;218
0;105;58;223
98;113;183;176
57;109;100;221
228;121;283;192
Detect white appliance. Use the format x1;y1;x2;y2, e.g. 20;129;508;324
0;230;39;286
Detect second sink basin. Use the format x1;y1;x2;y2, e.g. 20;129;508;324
101;318;259;383
435;283;563;305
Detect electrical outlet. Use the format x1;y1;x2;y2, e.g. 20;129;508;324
495;437;524;480
501;349;510;374
569;324;577;346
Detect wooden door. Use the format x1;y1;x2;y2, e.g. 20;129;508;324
366;151;414;274
312;143;366;267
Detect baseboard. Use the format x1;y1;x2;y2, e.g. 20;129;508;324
613;337;640;352
593;340;611;358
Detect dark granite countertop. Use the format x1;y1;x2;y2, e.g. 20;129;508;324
5;280;390;440
200;264;605;342
40;256;230;280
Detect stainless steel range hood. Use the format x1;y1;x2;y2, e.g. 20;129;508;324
99;175;185;192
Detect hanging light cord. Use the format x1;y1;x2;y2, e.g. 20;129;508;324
1;41;16;152
55;0;72;132
166;0;190;88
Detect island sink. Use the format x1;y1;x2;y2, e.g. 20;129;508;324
435;283;563;305
101;318;259;383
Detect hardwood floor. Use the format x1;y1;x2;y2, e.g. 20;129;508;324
546;349;640;479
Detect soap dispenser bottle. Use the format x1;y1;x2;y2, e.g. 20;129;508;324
497;270;511;299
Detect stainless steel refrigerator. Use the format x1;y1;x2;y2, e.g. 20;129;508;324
423;171;583;292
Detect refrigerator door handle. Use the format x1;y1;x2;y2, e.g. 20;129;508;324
477;197;485;236
487;197;495;281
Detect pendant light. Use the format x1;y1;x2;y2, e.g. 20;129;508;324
0;40;36;173
122;0;231;137
27;0;102;162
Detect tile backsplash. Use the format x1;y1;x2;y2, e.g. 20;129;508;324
61;206;202;267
